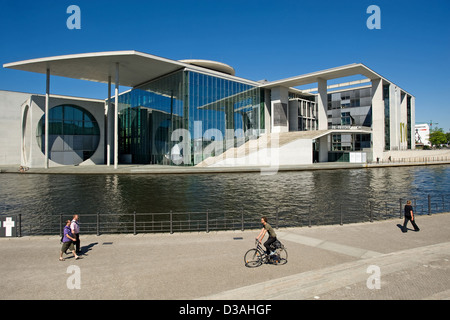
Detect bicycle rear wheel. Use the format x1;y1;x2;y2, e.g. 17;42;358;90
272;248;288;265
244;249;263;268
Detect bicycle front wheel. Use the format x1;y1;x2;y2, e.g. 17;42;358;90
244;249;263;268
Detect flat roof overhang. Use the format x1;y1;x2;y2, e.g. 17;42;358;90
3;50;259;88
261;63;380;88
3;51;189;88
261;63;414;97
3;52;413;97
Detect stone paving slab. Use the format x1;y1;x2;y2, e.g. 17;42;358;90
201;241;450;300
0;212;449;300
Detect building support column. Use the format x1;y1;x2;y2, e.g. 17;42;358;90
390;84;400;150
114;63;119;169
270;86;289;133
106;76;111;166
45;68;50;169
264;89;271;134
400;92;408;150
317;78;328;130
410;95;416;150
371;78;384;161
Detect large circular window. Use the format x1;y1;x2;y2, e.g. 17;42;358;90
37;105;100;165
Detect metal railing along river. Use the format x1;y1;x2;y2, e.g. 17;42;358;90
4;193;450;237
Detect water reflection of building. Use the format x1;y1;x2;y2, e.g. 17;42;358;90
1;51;415;168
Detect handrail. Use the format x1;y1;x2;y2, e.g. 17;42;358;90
2;193;448;237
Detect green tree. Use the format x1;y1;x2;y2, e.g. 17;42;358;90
429;128;447;147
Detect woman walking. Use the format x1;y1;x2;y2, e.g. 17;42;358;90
60;220;80;261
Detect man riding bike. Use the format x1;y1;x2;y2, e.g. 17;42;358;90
256;216;277;256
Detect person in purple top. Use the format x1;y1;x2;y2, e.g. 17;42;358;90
59;220;80;261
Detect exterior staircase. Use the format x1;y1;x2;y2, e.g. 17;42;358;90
196;131;328;167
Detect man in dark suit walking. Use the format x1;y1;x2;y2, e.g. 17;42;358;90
403;200;420;232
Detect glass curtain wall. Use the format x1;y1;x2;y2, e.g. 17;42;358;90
383;84;390;150
327;87;372;129
116;69;264;166
118;71;185;164
188;71;263;165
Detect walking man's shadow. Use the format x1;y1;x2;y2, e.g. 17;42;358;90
396;224;415;233
80;242;98;256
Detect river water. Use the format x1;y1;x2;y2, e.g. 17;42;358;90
1;164;449;232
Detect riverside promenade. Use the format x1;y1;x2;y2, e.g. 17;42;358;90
2;159;450;175
0;212;449;300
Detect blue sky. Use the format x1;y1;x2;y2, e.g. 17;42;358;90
1;0;449;131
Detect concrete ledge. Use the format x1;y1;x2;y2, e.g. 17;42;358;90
1;161;449;175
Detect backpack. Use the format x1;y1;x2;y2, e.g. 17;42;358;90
270;240;282;250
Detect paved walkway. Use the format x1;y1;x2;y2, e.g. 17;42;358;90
0;212;449;300
2;160;450;175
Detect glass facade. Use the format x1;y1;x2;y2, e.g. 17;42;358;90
331;133;352;151
383;84;390;150
327;87;372;128
288;97;317;131
37;104;100;165
329;133;371;162
117;70;264;165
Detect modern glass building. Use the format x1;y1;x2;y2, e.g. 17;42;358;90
116;69;264;165
2;51;416;168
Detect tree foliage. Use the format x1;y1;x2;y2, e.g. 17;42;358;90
429;128;447;147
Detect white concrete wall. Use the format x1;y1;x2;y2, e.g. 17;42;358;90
22;97;42;168
318;135;329;162
383;149;450;162
278;139;313;165
211;137;313;167
317;78;328;130
17;93;105;168
271;86;289;133
0;90;31;165
389;84;404;151
371;79;384;161
410;96;416;150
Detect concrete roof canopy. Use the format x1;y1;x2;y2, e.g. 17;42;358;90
3;51;189;88
261;63;413;97
3;51;413;96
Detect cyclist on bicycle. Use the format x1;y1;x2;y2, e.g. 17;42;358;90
256;216;277;256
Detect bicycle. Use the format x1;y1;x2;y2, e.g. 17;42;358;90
244;239;288;268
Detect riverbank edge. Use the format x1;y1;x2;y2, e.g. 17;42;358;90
1;160;450;175
3;211;448;240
